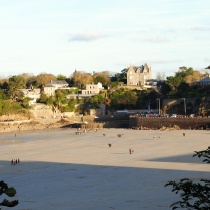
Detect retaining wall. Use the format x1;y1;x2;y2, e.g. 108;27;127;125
129;116;210;129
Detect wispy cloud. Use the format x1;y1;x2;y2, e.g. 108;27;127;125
205;58;210;62
143;36;170;43
191;25;210;31
150;59;182;64
69;31;108;42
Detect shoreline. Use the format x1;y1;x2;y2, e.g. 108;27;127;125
0;116;208;134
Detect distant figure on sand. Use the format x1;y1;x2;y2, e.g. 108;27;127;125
108;143;112;148
11;159;14;165
183;133;185;136
129;148;134;154
103;134;106;136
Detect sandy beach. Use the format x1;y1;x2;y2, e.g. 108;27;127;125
1;128;210;210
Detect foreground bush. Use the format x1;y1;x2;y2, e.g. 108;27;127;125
0;180;18;209
166;146;210;209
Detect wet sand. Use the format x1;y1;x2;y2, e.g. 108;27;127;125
1;128;210;210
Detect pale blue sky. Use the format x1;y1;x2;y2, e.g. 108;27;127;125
0;0;210;78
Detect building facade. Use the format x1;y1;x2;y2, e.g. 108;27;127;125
43;80;69;96
127;64;152;86
82;82;103;95
197;75;210;86
20;88;41;105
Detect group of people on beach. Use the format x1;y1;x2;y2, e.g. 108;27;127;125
11;159;20;165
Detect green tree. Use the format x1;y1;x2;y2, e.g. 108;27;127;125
175;66;193;78
185;70;202;84
0;78;9;89
6;76;26;101
67;99;76;112
93;71;110;87
46;96;55;106
38;93;48;104
0;97;26;116
19;97;33;109
71;71;93;88
0;90;9;100
109;89;138;109
57;74;67;80
166;146;210;210
111;68;128;84
33;74;56;88
8;75;26;89
177;82;189;97
166;76;184;91
158;81;171;96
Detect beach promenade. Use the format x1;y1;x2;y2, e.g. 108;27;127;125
1;128;210;210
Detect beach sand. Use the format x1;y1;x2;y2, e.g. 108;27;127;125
1;128;210;210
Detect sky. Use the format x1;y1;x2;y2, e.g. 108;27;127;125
0;0;210;78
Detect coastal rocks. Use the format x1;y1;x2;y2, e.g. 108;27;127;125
0;119;71;133
160;125;181;131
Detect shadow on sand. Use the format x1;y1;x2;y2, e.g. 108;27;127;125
1;159;209;210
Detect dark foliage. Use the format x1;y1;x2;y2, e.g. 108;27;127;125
0;180;19;209
165;147;210;209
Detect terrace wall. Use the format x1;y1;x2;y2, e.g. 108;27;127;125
129;116;210;130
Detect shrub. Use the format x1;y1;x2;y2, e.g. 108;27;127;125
165;146;210;209
0;180;18;209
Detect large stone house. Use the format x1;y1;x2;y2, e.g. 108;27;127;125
43;80;69;96
127;64;152;86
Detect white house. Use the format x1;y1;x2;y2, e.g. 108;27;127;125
82;82;104;95
19;88;41;105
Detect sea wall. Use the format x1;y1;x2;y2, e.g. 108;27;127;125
129;116;210;130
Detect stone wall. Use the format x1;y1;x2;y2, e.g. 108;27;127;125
129;116;210;130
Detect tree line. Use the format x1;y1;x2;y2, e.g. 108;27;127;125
0;65;210;116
